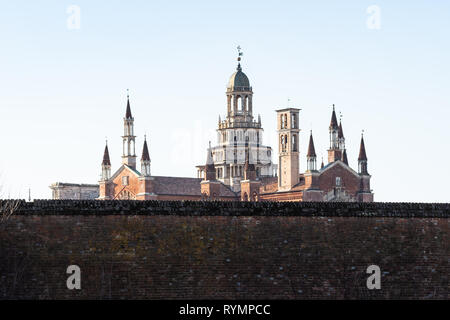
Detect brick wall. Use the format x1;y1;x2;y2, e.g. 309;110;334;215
0;200;448;299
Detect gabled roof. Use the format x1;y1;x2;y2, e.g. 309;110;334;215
109;164;142;181
320;160;360;178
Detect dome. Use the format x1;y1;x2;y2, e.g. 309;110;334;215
227;64;250;90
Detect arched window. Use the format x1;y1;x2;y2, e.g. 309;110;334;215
281;135;287;152
237;96;243;112
292;134;297;152
291;114;297;129
243;192;248;201
251;192;258;202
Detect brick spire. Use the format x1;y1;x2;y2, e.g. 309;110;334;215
358;135;367;161
102;142;111;166
307;131;316;158
329;104;338;129
141;136;150;161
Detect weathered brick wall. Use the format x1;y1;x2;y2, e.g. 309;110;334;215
0;200;448;299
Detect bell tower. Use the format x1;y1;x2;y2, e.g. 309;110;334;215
122;90;137;168
277;108;300;191
226;46;254;124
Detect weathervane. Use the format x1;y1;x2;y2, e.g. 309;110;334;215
237;45;243;62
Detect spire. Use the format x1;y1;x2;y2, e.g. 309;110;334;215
321;157;324;169
306;131;317;172
342;149;348;165
125;89;132;119
338;120;344;139
101;140;111;181
329;104;338;129
358;134;368;161
307;131;317;158
140;135;151;177
204;141;216;181
244;142;256;180
141;136;150;161
102;142;111;166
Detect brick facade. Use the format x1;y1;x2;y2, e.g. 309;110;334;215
0;200;448;299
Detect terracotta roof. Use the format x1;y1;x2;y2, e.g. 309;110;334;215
151;176;237;198
358;136;367;161
329;105;338;129
342;149;348;165
151;176;203;196
102;144;111;166
125;97;132;119
307;132;316;157
141;139;150;161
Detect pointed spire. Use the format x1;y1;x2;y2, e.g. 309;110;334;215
307;131;316;158
244;143;256;180
258;114;261;124
342;149;348;165
358;133;368;161
125;89;132;119
338;120;344;139
329;104;338;129
321;156;324;169
204;141;216;180
102;142;111;166
218;115;221;123
141;136;150;161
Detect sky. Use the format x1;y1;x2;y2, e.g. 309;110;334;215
0;0;449;202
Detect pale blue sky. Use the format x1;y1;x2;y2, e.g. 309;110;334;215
0;0;449;202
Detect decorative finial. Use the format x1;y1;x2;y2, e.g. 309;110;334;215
127;88;129;99
332;104;335;110
361;129;365;137
208;140;211;149
144;133;147;141
339;111;342;122
237;45;243;62
105;137;108;145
